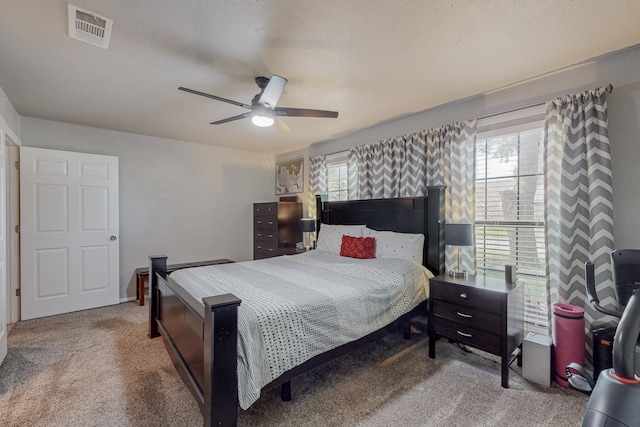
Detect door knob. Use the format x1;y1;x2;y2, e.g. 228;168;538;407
110;235;117;241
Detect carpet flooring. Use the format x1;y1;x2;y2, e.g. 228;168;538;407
0;302;588;426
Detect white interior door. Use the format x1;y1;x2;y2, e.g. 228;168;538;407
0;131;7;365
20;147;119;320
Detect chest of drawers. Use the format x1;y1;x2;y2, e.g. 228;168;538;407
253;202;302;259
428;274;524;387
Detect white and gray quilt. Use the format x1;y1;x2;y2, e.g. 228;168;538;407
170;250;433;409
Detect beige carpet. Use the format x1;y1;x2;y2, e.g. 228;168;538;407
0;302;588;426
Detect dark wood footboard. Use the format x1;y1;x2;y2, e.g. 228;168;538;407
148;256;241;427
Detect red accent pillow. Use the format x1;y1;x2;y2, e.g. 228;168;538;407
340;235;376;259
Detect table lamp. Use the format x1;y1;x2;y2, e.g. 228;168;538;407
445;223;473;277
300;218;316;251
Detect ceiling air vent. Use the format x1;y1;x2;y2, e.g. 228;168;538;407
67;3;113;49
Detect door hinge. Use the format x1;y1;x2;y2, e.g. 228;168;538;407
16;288;20;297
14;161;19;170
15;224;19;234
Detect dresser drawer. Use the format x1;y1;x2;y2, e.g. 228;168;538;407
434;319;501;354
433;300;501;333
254;203;277;216
254;244;277;259
254;229;277;243
254;238;277;251
254;216;278;231
431;282;502;314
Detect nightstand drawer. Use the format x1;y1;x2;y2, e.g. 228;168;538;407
433;300;501;332
434;319;501;354
254;216;278;230
431;282;502;314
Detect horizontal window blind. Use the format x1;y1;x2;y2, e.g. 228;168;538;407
326;156;348;201
476;125;548;329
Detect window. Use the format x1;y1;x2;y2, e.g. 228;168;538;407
475;108;548;331
326;152;348;201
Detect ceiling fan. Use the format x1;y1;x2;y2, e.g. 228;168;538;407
178;75;339;131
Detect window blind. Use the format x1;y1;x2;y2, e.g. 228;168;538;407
475;123;548;329
326;152;348;201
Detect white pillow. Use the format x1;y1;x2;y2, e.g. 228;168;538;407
316;224;365;255
363;228;425;264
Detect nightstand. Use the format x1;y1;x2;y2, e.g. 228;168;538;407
428;274;524;388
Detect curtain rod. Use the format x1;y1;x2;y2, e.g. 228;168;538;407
477;83;613;122
312;83;614;158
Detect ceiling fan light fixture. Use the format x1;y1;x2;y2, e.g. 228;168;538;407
251;115;274;127
251;107;275;127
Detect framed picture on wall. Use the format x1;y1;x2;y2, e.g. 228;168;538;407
276;158;304;194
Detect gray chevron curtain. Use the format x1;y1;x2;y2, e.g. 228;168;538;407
544;86;615;359
308;154;327;217
424;122;477;273
347;136;406;199
347;121;477;273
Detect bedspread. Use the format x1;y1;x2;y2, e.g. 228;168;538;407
169;250;433;409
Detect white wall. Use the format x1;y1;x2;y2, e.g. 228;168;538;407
0;87;20;142
280;45;640;250
20;117;275;300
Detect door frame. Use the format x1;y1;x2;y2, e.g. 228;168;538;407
6;139;19;324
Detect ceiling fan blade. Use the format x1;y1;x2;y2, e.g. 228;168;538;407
210;112;252;125
179;87;251;109
275;118;292;135
275;107;339;118
258;75;287;108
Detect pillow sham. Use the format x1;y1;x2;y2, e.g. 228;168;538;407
363;228;425;264
315;224;365;255
340;235;376;259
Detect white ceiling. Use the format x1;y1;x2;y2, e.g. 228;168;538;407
1;1;640;154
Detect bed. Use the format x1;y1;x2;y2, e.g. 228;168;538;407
148;188;445;427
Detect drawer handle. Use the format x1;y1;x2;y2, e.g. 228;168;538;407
268;234;273;238
257;245;262;249
268;221;274;225
456;330;472;338
459;293;468;299
257;233;262;237
456;311;472;318
257;220;262;224
268;248;274;252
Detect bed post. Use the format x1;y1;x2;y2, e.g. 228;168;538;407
426;187;445;275
315;194;324;238
203;294;242;427
148;255;167;339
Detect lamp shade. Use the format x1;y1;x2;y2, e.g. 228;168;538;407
445;223;473;246
300;218;316;233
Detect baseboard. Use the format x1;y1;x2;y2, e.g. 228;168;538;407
120;296;137;303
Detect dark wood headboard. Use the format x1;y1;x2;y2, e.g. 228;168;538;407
315;187;445;275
